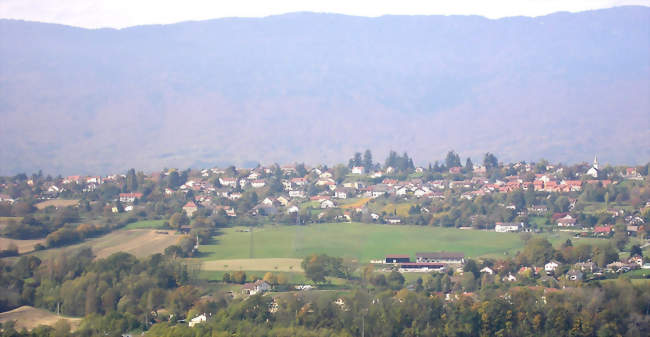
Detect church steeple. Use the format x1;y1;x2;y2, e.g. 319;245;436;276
593;155;598;170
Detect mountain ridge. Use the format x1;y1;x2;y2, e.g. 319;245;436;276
0;6;648;175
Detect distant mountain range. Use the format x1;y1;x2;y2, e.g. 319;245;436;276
1;6;648;175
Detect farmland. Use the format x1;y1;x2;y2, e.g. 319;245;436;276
0;237;45;254
29;229;184;259
34;199;79;210
201;258;303;272
0;306;81;331
124;219;167;230
194;223;581;268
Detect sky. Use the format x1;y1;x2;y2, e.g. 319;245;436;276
0;0;648;28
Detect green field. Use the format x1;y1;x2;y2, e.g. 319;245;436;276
199;270;309;284
196;222;579;263
124;219;167;230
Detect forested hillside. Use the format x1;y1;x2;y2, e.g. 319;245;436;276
1;6;649;174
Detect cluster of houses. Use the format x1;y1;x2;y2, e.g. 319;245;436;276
490;254;648;283
379;251;465;272
3;157;647;233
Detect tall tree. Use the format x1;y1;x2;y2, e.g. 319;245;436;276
465;158;474;172
445;151;461;168
363;149;373;170
484;153;499;170
125;168;138;192
348;152;362;168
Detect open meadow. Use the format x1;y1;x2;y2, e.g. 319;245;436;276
195;223;584;270
0;306;81;331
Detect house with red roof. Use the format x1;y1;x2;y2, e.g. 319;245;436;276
119;193;143;203
593;225;613;237
183;201;198;217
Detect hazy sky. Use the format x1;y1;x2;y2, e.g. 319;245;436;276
0;0;648;28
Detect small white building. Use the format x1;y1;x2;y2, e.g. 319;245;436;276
289;190;306;198
480;267;494;275
495;222;521;233
351;166;365;175
544;261;560;274
188;313;207;327
320;200;335;209
242;280;271;295
503;273;517;282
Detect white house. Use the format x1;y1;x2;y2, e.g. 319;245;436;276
219;177;237;187
396;187;408;196
287;205;300;214
414;188;428;198
188;313;207;327
334;188;349;199
262;197;275;206
480;267;494;275
495;222;521;233
242;280;271;295
289;190;306;198
251;179;266;188
351;166;365;175
544;261;560;274
557;214;576;227
320;200;335;208
503;273;517;282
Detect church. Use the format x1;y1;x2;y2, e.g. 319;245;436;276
586;156;599;178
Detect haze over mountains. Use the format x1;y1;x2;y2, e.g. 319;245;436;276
1;6;648;175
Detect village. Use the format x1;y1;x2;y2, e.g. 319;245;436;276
3;153;646;234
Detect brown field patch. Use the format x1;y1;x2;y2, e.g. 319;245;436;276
0;306;81;331
202;258;304;272
34;199;79;210
341;198;371;209
91;229;185;259
0;237;45;254
30;229;185;260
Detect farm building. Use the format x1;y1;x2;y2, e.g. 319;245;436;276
495;222;521;233
416;252;465;264
385;255;410;264
242;280;271;295
399;263;445;272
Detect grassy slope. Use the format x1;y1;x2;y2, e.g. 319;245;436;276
124;219;166;230
197;223;580;263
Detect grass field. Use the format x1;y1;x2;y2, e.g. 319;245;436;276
199;270;309;284
124;219;167;230
0;306;81;331
581;201;634;214
34;199;79;210
195;223;579;266
380;203;416;217
340;198;371;209
29;229;184;260
0;237;45;254
202;258;303;272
